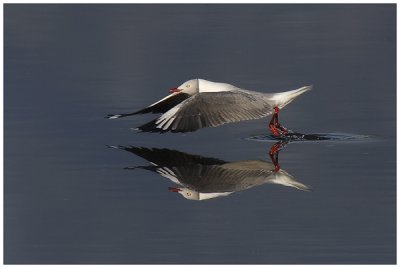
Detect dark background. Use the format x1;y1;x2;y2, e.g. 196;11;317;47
5;4;396;264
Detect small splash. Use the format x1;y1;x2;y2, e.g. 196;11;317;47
246;133;371;143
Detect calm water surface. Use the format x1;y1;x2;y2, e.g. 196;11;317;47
5;4;396;264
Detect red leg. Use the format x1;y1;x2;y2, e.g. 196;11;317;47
268;141;289;172
269;107;289;137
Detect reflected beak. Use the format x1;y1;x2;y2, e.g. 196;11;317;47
168;187;182;192
169;87;181;93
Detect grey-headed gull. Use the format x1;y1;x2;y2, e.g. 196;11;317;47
108;144;310;201
106;79;312;136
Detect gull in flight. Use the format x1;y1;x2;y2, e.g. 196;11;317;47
106;79;312;136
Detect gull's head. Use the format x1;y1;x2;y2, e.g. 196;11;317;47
169;79;199;95
168;187;233;201
168;187;200;200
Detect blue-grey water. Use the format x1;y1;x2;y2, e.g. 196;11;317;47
4;4;396;264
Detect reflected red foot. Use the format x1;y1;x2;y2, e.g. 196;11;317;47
269;142;282;155
268;142;282;172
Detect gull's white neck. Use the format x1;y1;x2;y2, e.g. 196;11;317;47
198;79;237;93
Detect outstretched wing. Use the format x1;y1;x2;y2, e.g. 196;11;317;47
105;92;191;119
138;91;273;133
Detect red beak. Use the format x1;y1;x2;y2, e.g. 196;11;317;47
168;187;182;192
169;87;181;93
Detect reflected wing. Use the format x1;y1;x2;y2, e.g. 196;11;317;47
117;146;227;166
138;91;274;133
113;146;227;185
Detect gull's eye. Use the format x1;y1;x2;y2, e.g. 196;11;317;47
186;84;190;88
187;193;191;196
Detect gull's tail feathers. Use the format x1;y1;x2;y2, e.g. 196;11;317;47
272;170;311;192
266;85;313;110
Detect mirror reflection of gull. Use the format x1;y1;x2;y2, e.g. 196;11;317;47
106;79;312;136
108;143;310;201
